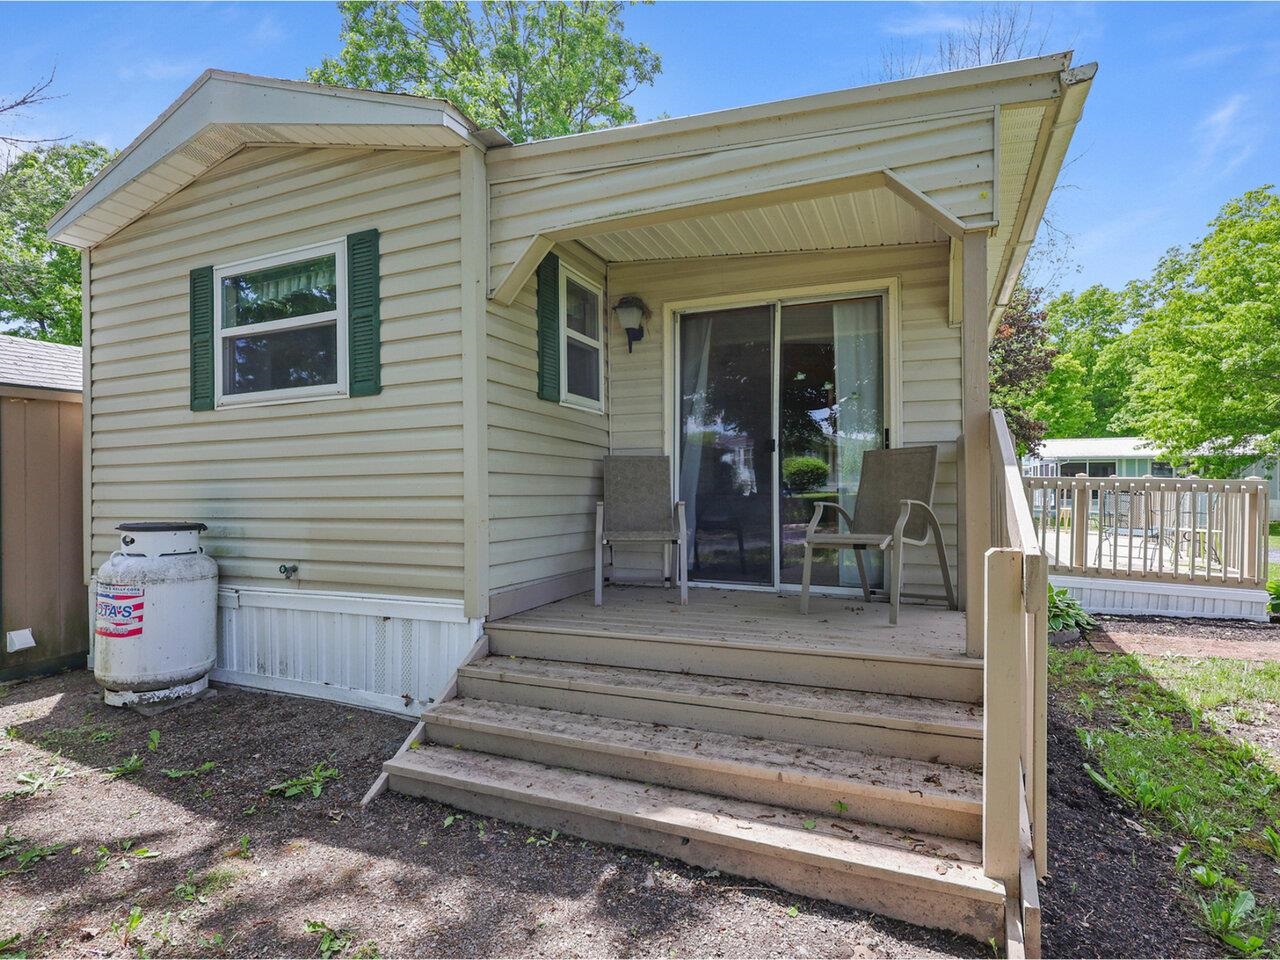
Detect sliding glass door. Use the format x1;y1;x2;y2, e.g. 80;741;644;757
778;297;884;589
678;305;775;584
677;294;885;591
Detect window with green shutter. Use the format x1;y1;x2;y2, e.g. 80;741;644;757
198;232;380;409
535;252;605;410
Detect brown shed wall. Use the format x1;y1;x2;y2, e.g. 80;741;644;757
1;391;86;681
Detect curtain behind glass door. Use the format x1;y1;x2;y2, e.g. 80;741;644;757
678;305;775;585
778;297;884;589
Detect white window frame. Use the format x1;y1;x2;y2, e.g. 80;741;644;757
213;239;349;409
558;264;605;413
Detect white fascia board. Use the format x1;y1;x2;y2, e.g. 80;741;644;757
48;71;487;246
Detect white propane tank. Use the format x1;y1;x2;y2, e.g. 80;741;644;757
94;522;218;708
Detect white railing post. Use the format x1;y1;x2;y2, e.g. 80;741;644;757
1071;476;1088;572
983;547;1023;890
1243;478;1263;585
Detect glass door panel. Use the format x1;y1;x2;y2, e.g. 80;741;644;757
678;305;775;584
778;297;884;589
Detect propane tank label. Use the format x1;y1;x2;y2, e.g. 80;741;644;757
95;584;145;640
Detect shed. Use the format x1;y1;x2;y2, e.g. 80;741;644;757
0;334;86;681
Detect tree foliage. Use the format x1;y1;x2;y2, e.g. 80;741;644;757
1118;187;1280;475
1032;283;1136;436
309;1;661;144
0;142;113;344
989;281;1056;454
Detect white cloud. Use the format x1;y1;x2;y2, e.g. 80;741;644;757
1196;93;1254;176
116;58;201;82
879;8;970;38
248;14;285;47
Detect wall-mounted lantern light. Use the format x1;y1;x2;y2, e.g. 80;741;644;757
612;295;651;353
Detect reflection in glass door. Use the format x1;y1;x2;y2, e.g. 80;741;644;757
778;297;884;590
678;305;775;584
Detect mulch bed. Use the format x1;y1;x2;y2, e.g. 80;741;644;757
1;671;984;959
1039;689;1220;959
1088;615;1280;661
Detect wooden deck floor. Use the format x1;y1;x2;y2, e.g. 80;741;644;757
494;586;970;661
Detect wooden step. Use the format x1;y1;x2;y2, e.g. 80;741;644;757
457;657;982;767
385;745;1005;942
424;698;983;840
485;621;983;702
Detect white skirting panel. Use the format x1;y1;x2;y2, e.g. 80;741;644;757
212;587;482;716
1051;574;1269;622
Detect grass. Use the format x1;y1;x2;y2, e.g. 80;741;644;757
1052;647;1280;955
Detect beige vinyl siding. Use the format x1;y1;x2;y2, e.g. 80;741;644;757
486;244;609;606
487;106;1003;294
88;146;466;598
606;243;959;589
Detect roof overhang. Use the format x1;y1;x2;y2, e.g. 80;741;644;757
48;70;505;248
480;53;1095;331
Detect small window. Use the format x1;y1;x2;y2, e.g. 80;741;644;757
560;267;604;410
213;241;348;407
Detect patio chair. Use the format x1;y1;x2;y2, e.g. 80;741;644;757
799;445;956;625
595;455;688;606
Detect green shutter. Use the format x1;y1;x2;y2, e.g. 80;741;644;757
189;266;214;411
347;229;381;397
536;252;560;402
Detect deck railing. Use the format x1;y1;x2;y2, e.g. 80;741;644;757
983;410;1048;931
1022;474;1269;587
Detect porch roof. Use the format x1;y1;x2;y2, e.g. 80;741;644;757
487;54;1096;331
46;70;506;249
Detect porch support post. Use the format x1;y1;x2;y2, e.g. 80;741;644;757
960;230;991;657
461;144;491;619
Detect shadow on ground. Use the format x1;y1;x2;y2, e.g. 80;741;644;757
2;670;984;958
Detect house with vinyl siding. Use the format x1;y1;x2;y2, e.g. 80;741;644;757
50;54;1095;950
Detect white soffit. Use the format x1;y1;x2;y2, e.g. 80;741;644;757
48;71;495;248
990;103;1048;294
579;185;948;262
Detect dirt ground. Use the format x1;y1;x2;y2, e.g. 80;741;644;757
1038;695;1219;959
1088;615;1280;661
1;671;986;960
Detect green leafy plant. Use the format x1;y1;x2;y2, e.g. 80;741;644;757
304;920;351;959
782;455;829;494
0;933;24;960
162;761;216;779
111;906;144;949
267;761;340;799
146;730;160;752
1267;580;1279;616
106;753;144;780
1198;890;1274;955
1047;584;1096;634
1261;824;1280;859
234;835;252;860
6;765;72;798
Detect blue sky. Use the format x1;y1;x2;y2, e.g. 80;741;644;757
3;1;1277;294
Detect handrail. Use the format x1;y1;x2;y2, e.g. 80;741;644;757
984;409;1049;924
992;410;1042;563
1022;473;1269;588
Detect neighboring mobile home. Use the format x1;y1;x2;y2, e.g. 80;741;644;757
0;335;86;681
1026;436;1280;521
50;54;1094;950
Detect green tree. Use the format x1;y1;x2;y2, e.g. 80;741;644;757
1025;352;1095;438
1120;187;1280;475
0;142;113;344
308;1;661;144
1039;283;1137;435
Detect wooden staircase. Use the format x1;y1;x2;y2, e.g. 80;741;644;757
385;604;1008;942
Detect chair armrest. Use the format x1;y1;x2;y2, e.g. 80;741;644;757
894;499;943;545
806;501;855;538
